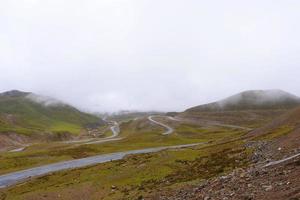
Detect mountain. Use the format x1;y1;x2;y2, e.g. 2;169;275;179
247;105;300;137
186;90;300;112
0;90;104;137
246;106;300;152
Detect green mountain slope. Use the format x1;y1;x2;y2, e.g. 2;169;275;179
186;90;300;112
0;90;104;136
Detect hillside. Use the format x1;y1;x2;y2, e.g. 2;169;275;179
248;106;300;136
0;91;299;199
156;107;300;200
186;90;300;112
0;90;104;138
246;106;300;153
178;90;300;128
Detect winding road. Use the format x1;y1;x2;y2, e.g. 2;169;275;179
84;120;122;145
7;120;122;152
106;121;120;139
148;116;174;135
63;120;121;145
0;143;201;188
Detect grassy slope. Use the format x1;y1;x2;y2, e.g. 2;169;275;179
247;106;300;137
0;93;101;136
0;119;244;175
1;107;299;199
2;118;296;200
186;90;300;112
1;140;250;200
180;90;300;128
0;118;251;200
1;109;298;199
183;110;287;128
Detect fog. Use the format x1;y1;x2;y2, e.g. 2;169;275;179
218;89;300;107
1;0;300;112
26;93;66;107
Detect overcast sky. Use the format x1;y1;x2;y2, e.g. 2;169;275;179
1;0;300;112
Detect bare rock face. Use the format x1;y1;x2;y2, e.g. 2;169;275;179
0;133;29;151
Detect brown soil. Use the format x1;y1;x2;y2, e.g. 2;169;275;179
153;156;300;200
149;108;300;200
178;109;287;128
0;133;29;151
247;107;300;138
0;132;75;152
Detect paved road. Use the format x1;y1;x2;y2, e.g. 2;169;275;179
0;143;201;188
213;123;252;131
106;121;120;139
8;144;30;153
9;147;26;152
148;116;174;135
84;137;123;145
84;120;122;145
64;120;121;145
264;152;300;167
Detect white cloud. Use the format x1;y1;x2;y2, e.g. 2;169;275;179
0;0;300;112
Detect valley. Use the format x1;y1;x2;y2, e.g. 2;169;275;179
0;90;299;200
2;1;300;199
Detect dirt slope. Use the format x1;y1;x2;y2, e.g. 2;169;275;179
246;106;300;154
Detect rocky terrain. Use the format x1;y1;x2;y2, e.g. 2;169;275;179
0;90;299;200
156;153;300;200
153;106;300;200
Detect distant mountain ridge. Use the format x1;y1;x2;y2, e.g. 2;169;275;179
0;90;104;137
186;90;300;112
0;90;30;97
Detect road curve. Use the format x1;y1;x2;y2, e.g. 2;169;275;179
84;120;122;145
106;121;120;139
64;120;121;145
0;143;201;188
148;116;174;135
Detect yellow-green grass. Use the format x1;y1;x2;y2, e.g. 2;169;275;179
253;125;295;141
0;94;102;137
0;120;87;137
0;132;200;175
0;122;245;175
102;128;114;138
49;122;83;135
0;140;251;200
174;123;245;140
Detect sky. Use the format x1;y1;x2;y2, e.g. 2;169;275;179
1;0;300;113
